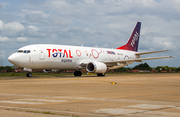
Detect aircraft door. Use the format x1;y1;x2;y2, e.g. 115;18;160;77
38;47;45;60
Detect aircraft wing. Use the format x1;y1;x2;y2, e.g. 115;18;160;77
104;56;174;64
135;50;168;55
78;56;174;68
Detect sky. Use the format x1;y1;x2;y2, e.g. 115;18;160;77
0;0;179;67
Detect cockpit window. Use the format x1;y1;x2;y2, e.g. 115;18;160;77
17;50;23;53
17;50;31;54
23;50;27;53
27;50;31;53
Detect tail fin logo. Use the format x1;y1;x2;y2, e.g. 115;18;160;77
131;32;139;47
116;22;141;52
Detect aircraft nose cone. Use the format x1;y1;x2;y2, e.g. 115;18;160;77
8;53;28;68
8;54;16;64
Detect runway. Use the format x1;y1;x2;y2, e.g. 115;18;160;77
0;73;180;117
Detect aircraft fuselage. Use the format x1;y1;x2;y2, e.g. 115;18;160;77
9;44;136;70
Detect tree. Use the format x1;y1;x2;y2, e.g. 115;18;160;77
0;66;5;70
4;66;13;72
114;67;128;72
133;63;152;70
133;65;141;70
176;67;180;72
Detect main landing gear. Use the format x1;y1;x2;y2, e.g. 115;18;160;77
26;72;32;77
97;73;105;76
74;70;82;76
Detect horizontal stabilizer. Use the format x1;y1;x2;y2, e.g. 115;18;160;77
136;50;168;55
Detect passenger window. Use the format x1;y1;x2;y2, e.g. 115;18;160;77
23;50;27;53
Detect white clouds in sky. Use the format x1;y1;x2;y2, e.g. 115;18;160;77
0;20;3;30
22;10;50;18
152;37;175;50
0;50;5;58
84;0;95;4
0;20;25;32
17;37;28;42
28;25;39;31
0;0;179;67
0;35;9;42
3;22;25;32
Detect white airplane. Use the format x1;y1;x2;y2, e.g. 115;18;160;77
8;22;173;77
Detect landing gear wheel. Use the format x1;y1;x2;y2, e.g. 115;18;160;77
97;73;105;77
74;70;82;76
26;72;32;77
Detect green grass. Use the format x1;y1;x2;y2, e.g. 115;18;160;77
0;72;26;77
0;72;74;77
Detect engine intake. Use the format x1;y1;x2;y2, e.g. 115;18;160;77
86;61;107;73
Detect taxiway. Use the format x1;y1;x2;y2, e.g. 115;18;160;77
0;73;180;117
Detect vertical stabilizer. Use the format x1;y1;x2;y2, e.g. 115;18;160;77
117;22;141;52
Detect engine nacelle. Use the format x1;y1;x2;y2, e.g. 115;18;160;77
43;69;61;73
86;61;107;73
43;69;51;73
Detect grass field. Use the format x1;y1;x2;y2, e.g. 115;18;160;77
0;72;178;77
0;72;75;77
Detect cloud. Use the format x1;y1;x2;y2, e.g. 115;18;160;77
48;0;66;6
0;50;5;54
53;19;66;25
0;50;5;58
85;0;95;4
0;0;179;67
3;22;25;32
22;10;49;18
152;37;175;50
0;20;3;30
0;35;9;42
0;2;9;9
17;37;28;42
0;20;25;38
28;25;39;31
22;10;50;24
94;44;109;48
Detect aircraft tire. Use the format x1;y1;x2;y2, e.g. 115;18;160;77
74;70;82;76
26;73;29;77
78;71;82;76
29;73;32;77
26;72;32;77
74;71;78;76
97;73;105;77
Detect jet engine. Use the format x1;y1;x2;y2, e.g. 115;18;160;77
86;61;107;73
43;69;51;73
43;69;61;73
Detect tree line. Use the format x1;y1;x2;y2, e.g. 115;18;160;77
0;66;14;72
1;63;180;73
114;63;180;73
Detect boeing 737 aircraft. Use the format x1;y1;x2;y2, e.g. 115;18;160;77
8;22;173;77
